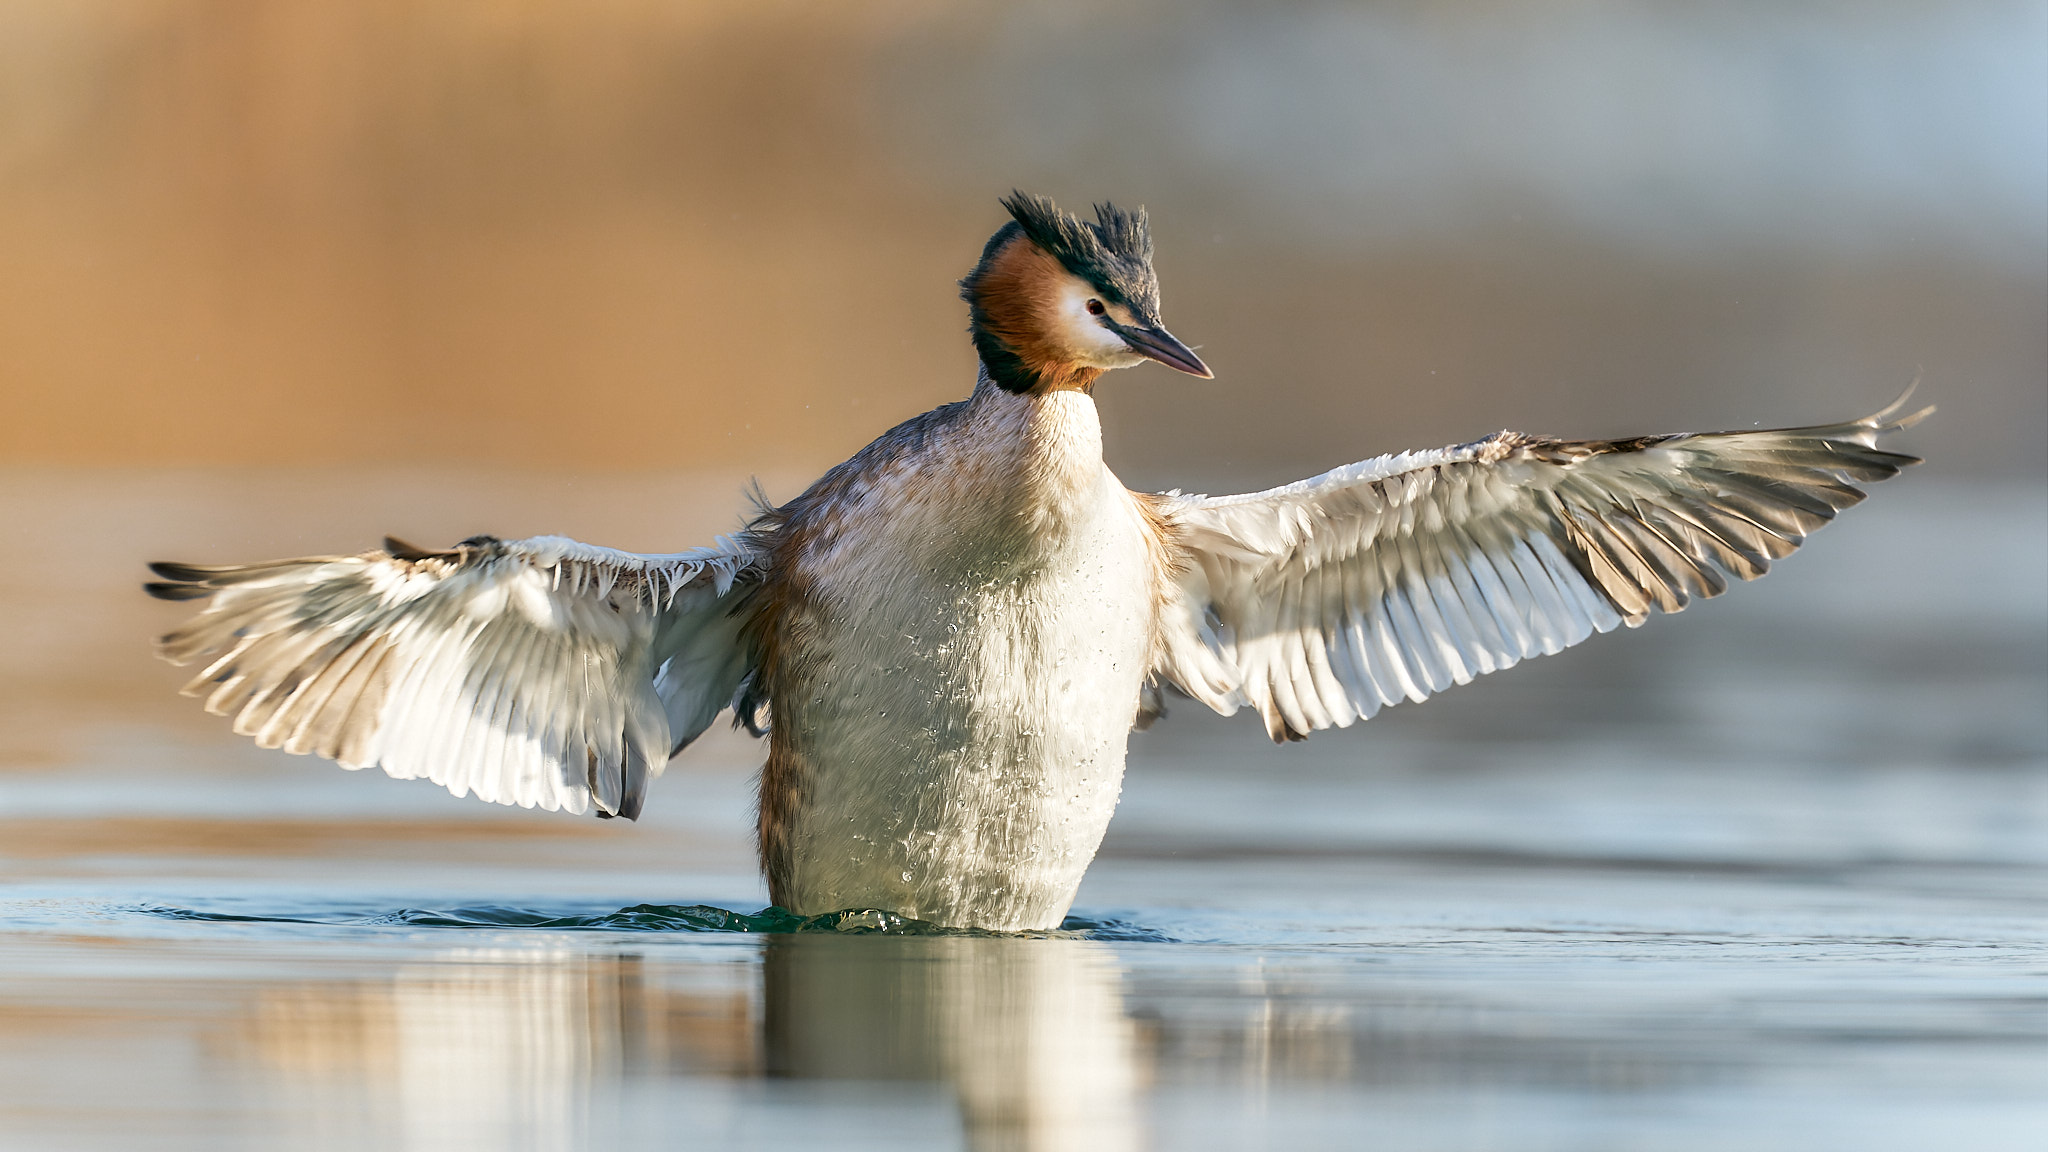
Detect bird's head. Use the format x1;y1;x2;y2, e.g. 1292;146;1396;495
960;191;1212;395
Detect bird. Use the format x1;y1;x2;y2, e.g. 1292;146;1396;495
146;192;1928;932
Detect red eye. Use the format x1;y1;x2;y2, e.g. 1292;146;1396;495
1085;299;1106;316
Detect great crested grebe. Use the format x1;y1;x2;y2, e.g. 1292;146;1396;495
148;192;1926;931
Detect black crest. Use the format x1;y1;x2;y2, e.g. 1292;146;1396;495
995;191;1160;318
960;192;1166;392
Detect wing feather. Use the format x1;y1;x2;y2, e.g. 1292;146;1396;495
148;532;765;817
1156;392;1928;741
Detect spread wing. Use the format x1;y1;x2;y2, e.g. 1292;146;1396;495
1152;393;1929;741
148;533;765;818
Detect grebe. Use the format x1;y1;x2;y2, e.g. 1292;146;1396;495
148;192;1926;931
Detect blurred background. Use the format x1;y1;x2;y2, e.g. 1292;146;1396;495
3;0;2041;745
1;0;2040;480
0;3;2042;1150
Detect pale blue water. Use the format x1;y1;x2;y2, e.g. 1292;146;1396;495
0;484;2042;1151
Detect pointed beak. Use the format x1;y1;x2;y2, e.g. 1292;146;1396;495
1117;323;1213;378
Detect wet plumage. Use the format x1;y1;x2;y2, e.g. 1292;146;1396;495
148;192;1927;930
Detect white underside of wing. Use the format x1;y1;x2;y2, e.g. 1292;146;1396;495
1173;468;1627;735
1158;398;1925;740
152;534;762;818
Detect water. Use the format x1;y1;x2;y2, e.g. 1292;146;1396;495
0;477;2042;1150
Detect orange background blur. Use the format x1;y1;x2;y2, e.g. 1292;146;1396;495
1;1;2040;495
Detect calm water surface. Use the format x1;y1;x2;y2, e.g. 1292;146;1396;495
0;478;2042;1150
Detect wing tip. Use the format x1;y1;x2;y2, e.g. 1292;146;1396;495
143;581;212;601
1261;710;1311;743
148;560;204;581
1886;405;1936;435
1868;379;1935;433
145;560;216;601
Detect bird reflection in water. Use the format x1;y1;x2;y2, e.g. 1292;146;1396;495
237;936;1141;1151
765;935;1142;1151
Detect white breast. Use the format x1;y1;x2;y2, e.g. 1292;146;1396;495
771;388;1160;931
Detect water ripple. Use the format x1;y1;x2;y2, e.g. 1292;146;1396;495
136;902;1174;941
